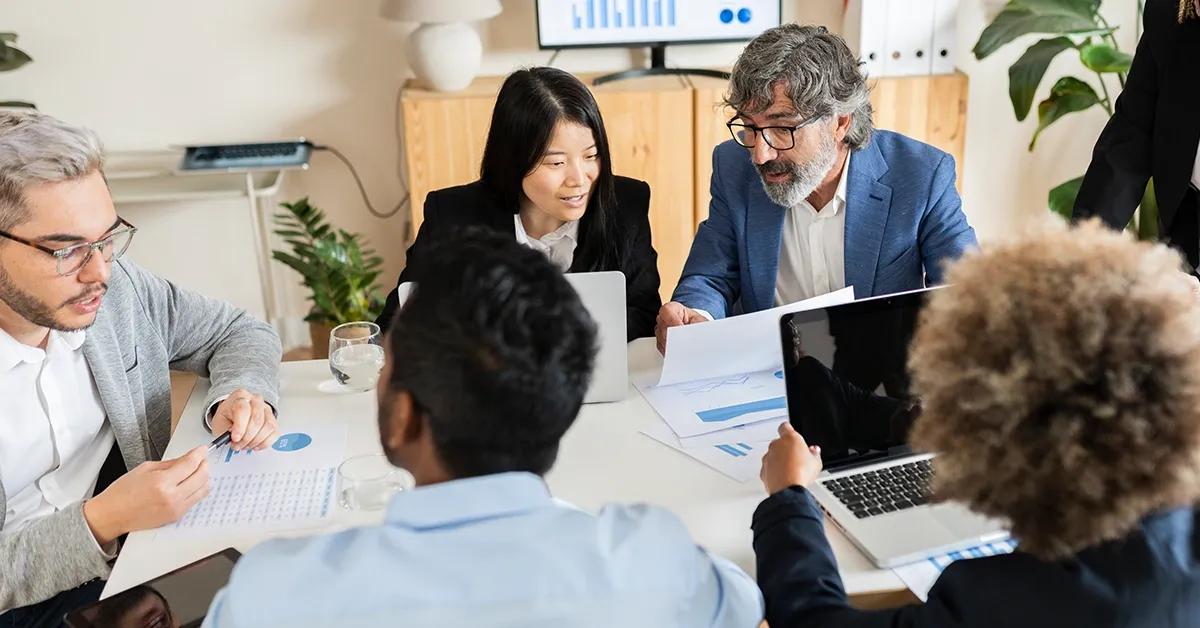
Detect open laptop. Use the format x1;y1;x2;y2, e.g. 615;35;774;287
779;287;1008;568
565;271;628;403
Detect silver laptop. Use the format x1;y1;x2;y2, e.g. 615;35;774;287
779;288;1008;568
566;271;628;404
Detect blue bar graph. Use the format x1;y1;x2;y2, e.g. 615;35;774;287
715;442;756;458
569;0;676;31
696;397;787;423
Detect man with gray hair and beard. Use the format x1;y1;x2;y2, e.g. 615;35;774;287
656;24;977;354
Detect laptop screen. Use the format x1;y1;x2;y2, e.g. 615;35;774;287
778;288;936;471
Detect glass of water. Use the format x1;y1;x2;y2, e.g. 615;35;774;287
329;322;384;392
337;454;413;511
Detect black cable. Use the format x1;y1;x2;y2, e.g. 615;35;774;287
547;48;562;66
311;144;406;220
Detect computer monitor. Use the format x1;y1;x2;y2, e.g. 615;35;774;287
535;1;782;84
537;0;782;49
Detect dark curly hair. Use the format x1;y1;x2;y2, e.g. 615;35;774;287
909;219;1200;559
383;228;597;478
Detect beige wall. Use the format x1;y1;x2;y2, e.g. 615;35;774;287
4;0;1141;348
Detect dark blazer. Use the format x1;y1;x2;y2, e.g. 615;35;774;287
376;176;661;341
1074;0;1200;257
753;487;1200;628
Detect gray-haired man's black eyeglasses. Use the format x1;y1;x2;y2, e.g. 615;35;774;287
0;217;137;276
727;111;826;151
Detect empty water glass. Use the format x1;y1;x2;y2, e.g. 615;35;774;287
337;454;413;511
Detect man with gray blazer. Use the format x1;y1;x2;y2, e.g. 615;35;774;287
0;110;282;625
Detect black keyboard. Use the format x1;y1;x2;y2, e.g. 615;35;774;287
821;459;933;520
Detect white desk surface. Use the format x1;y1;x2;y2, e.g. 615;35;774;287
103;338;905;598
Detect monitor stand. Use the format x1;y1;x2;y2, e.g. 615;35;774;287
592;44;730;86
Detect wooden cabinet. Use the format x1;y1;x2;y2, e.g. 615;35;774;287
401;72;968;302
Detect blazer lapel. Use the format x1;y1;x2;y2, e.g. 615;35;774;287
82;315;150;469
745;176;786;311
843;142;893;298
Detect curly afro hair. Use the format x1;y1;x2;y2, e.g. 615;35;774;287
908;219;1200;560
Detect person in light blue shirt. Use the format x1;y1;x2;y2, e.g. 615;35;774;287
204;230;764;628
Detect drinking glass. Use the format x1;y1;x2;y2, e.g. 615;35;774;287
337;454;413;510
329;322;384;392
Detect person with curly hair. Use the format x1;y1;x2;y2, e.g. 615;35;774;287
753;219;1200;627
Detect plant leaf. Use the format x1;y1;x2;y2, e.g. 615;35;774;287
0;43;33;72
1008;37;1075;121
1079;43;1133;73
0;101;35;109
973;0;1102;60
0;34;17;43
1030;76;1100;149
1048;176;1083;218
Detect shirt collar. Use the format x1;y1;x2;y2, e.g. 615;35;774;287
0;327;88;373
834;149;851;206
385;471;554;530
513;214;579;246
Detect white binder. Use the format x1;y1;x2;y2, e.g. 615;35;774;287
930;0;959;74
843;0;889;78
883;0;935;76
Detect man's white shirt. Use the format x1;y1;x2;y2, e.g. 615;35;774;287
0;327;113;553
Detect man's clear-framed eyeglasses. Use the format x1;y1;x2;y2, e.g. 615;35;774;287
727;111;826;151
0;217;138;276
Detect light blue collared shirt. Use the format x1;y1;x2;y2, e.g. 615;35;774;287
204;472;763;628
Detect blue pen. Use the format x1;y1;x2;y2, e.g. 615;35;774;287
206;431;232;453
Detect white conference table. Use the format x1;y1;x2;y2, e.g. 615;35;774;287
103;338;906;599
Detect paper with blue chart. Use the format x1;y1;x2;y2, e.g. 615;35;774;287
160;422;347;537
637;288;855;480
892;539;1017;600
640;419;770;482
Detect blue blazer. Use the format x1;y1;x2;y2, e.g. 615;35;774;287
673;132;977;316
753;487;1200;628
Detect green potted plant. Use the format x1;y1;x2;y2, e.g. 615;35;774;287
1;32;35;108
272;197;385;358
973;0;1156;238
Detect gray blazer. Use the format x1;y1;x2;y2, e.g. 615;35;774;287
0;260;281;611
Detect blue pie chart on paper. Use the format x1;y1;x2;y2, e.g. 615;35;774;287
272;433;312;452
774;370;784;379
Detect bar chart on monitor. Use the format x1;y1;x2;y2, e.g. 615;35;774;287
538;0;781;48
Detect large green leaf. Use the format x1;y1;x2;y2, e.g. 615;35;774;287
0;43;32;72
1048;176;1084;218
1030;76;1100;149
973;0;1102;60
1008;37;1075;121
1079;43;1133;73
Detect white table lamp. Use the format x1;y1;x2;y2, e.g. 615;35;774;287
382;0;502;92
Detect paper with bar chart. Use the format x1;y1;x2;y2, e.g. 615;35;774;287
636;288;855;480
641;419;770;482
159;422;347;537
636;368;787;438
892;539;1017;600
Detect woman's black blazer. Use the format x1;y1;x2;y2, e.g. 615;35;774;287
375;176;662;341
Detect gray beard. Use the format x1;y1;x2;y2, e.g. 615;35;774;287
0;265;95;332
758;132;839;208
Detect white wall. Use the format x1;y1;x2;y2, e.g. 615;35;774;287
2;0;1141;348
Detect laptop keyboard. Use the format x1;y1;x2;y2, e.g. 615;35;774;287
821;459;933;519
